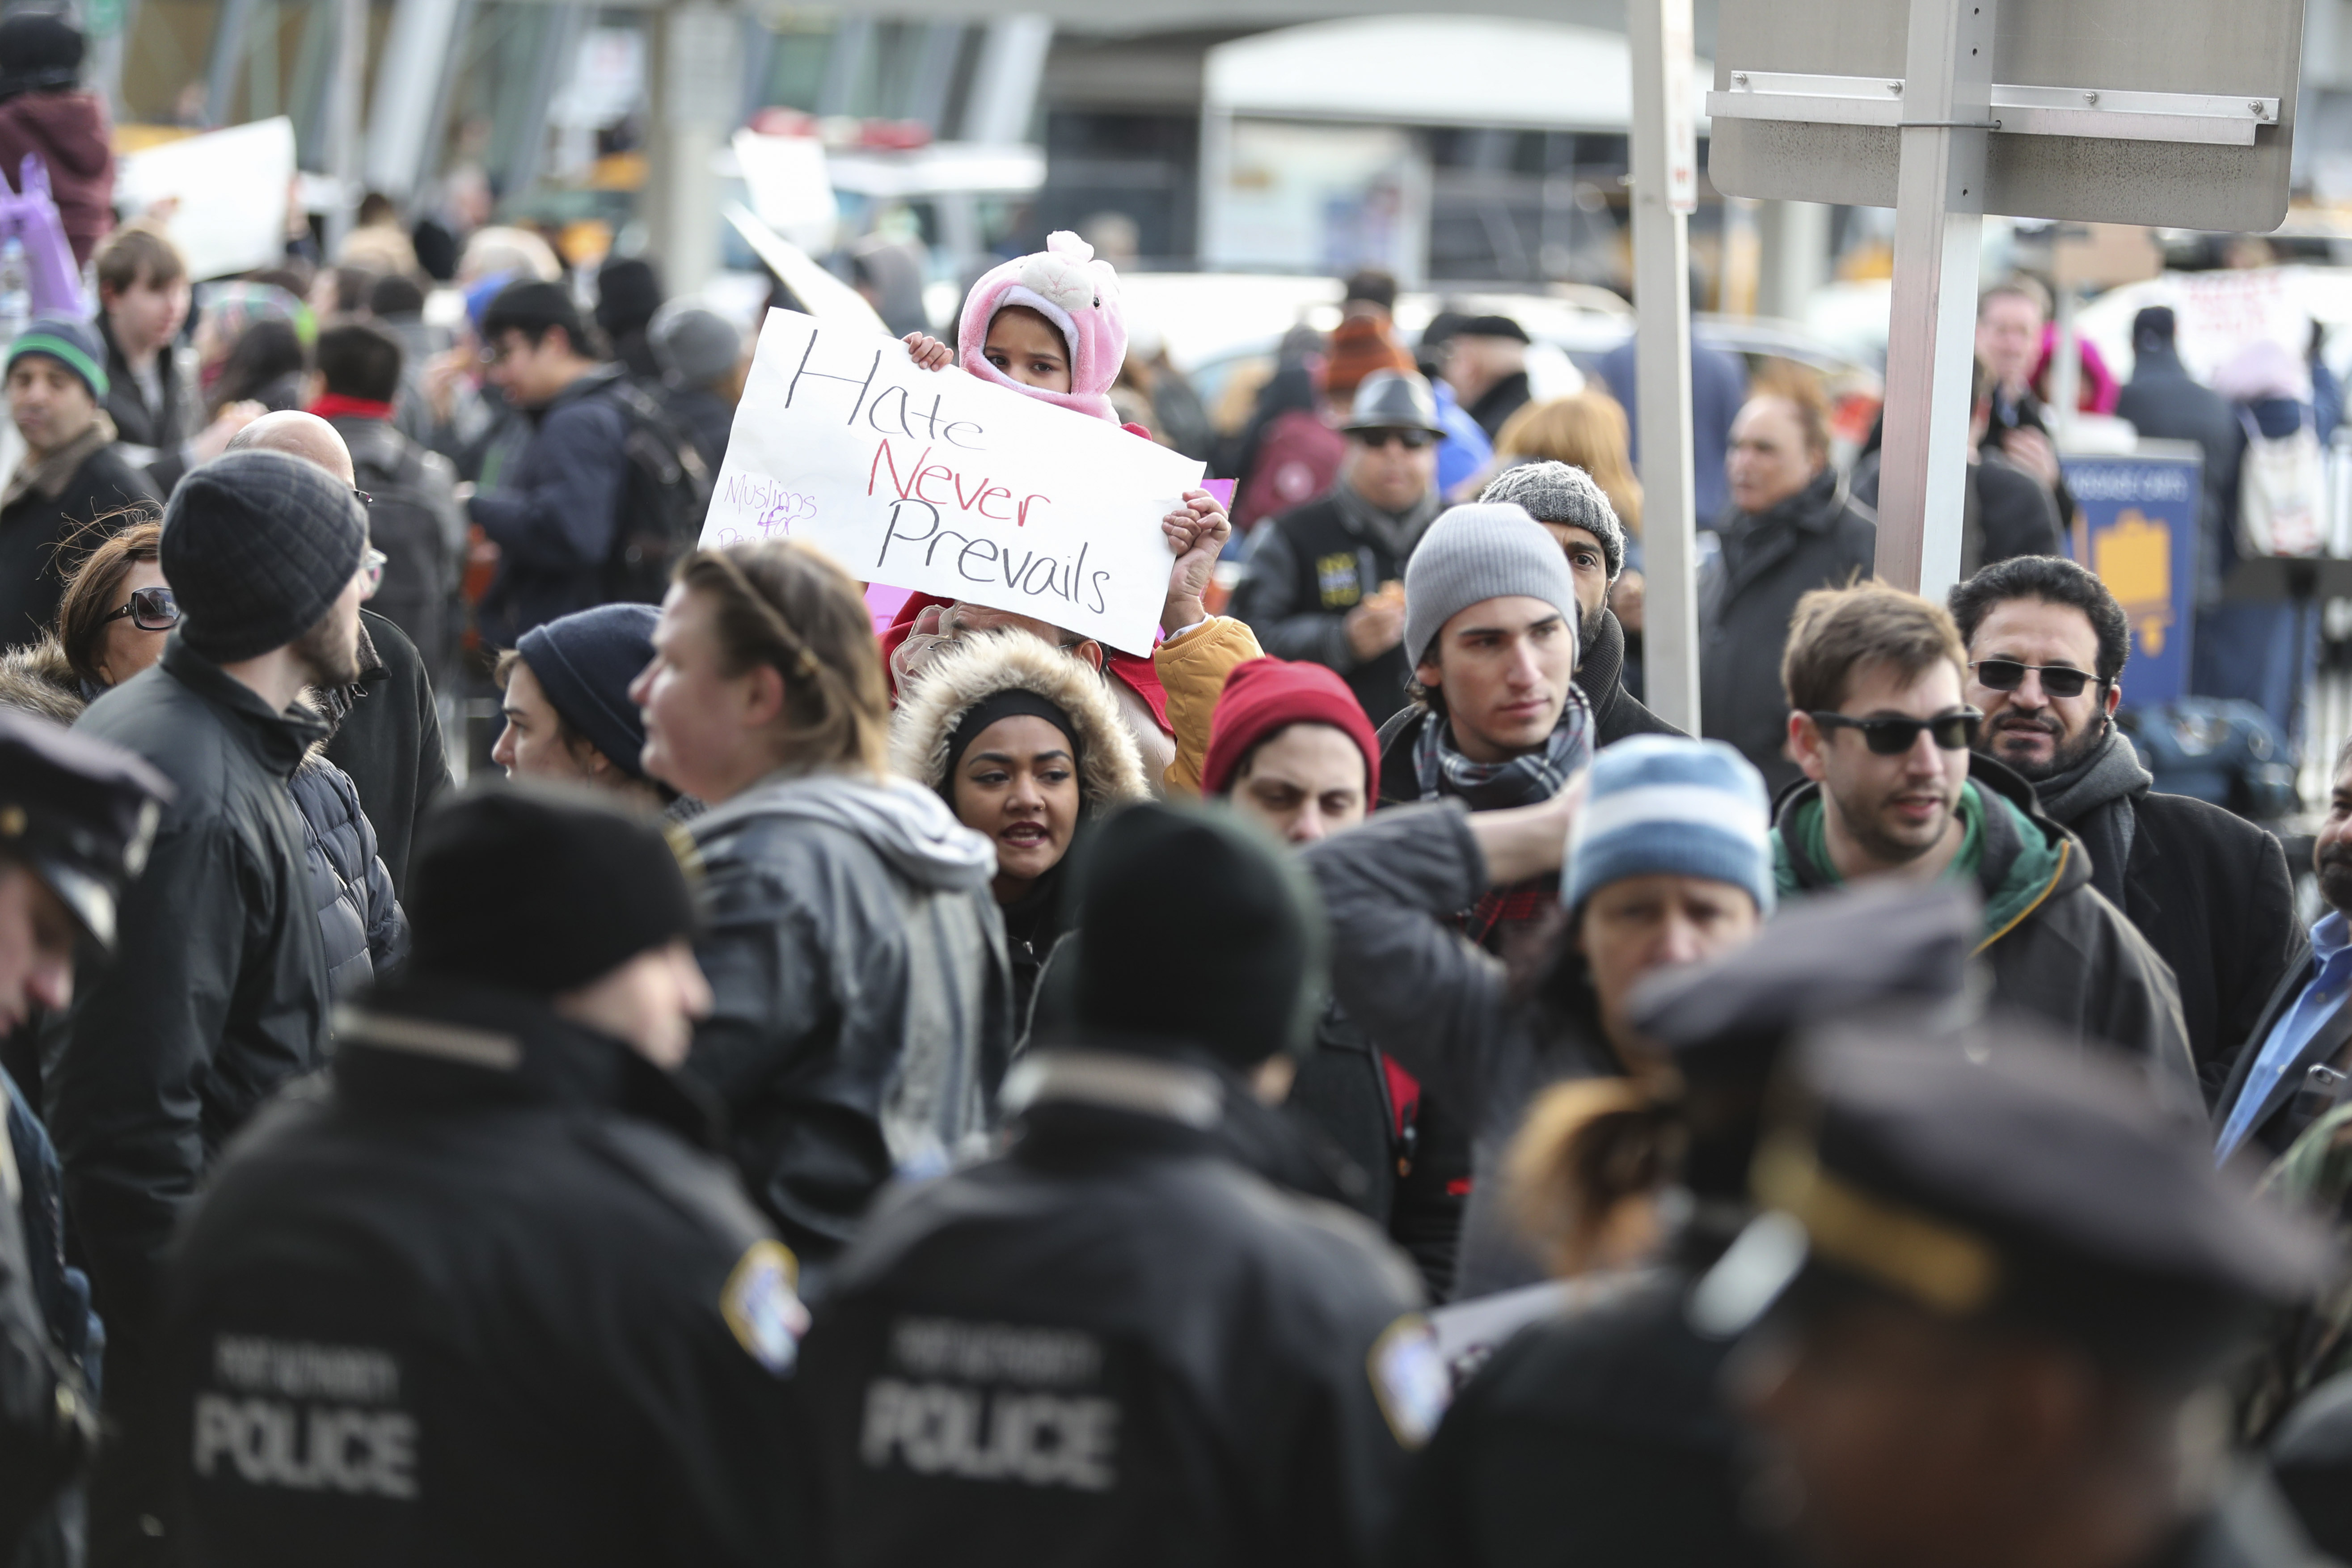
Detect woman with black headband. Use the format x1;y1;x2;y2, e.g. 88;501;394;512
892;630;1149;1025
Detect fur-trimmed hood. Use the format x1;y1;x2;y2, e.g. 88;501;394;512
0;636;84;724
891;631;1149;812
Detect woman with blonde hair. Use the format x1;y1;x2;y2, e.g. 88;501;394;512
632;539;1014;1266
1492;392;1643;533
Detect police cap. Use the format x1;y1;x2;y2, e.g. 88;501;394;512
0;709;172;948
1693;1022;2330;1379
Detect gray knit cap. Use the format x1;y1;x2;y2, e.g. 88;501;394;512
1480;460;1625;581
650;300;743;387
1403;503;1582;668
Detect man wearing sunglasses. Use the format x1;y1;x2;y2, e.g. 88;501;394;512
1950;555;2297;1097
1232;370;1445;725
1772;582;2195;1096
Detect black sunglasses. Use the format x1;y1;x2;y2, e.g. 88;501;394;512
101;585;178;632
1808;708;1982;755
1969;659;2099;699
1355;428;1434;451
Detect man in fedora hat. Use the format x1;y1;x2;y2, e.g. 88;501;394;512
1232;369;1449;725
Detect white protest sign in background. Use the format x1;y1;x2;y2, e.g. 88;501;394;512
701;309;1203;656
115;118;298;283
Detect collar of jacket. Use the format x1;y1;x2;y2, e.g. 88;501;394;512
159;632;333;779
2;411;115;508
330;975;723;1149
1001;1047;1225;1128
1735;464;1847;537
1770;752;2076;951
1374;702;1428;807
1574;607;1630;724
534;361;628;424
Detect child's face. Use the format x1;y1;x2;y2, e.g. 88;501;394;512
983;305;1072;393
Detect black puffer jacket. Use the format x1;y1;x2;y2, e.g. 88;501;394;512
287;744;406;998
798;1053;1425;1568
1697;468;1876;795
1302;801;1615;1299
684;770;1014;1274
54;635;331;1553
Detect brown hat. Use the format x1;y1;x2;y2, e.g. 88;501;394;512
1321;316;1414;399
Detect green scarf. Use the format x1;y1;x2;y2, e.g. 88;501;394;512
1774;780;2065;947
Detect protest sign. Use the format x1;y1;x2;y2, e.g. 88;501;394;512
115;118;297;282
700;309;1206;655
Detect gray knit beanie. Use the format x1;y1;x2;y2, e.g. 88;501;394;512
161;448;368;664
1479;460;1625;581
650;300;743;387
1403;503;1582;668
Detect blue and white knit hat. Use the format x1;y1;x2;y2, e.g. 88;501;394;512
1563;736;1775;915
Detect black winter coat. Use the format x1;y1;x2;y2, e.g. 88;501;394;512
1303;801;1614;1299
1579;609;1683;748
99;315;199;495
55;637;331;1554
1229;488;1434;726
158;978;811;1568
1698;468;1876;795
287;753;405;998
2034;752;2299;1094
683;772;1013;1273
322;611;451;899
1388;1256;1784;1568
467;364;633;647
798;1061;1426;1568
0;1094;91;1563
1851;447;2064;575
2118;344;2247;601
0;439;156;649
329;418;463;687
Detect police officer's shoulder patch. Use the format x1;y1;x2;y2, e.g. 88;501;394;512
721;1239;809;1377
1367;1313;1448;1450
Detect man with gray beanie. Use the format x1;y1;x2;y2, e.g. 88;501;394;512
798;800;1427;1567
53;446;370;1563
1480;460;1682;746
649;300;742;476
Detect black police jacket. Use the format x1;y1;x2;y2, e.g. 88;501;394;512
798;1050;1430;1568
157;977;811;1568
1388;1254;1785;1568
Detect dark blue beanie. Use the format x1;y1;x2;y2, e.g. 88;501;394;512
516;604;659;779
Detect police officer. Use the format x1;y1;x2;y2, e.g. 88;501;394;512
799;801;1430;1568
1388;883;1977;1568
1711;1022;2333;1568
158;784;811;1567
0;711;168;1557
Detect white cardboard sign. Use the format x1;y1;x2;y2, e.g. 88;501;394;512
700;309;1202;656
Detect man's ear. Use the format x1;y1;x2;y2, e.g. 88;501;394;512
1788;709;1830;783
2103;679;2122;718
1071;639;1105;674
1415;658;1442;694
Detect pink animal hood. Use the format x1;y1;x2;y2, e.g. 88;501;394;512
956;230;1127;423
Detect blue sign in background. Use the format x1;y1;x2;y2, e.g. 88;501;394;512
2058;450;2203;710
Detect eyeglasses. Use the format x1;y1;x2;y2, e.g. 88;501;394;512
1969;659;2100;699
1355;428;1435;451
101;585;178;631
362;548;388;597
351;488;373;507
1808;709;1983;755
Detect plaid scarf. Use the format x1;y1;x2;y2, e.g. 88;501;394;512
1412;681;1595;812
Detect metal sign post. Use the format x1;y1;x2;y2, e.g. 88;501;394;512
1628;0;1701;732
1872;0;1994;597
1705;0;2302;598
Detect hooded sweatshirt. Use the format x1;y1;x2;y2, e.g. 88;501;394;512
1772;752;2198;1103
684;768;1013;1268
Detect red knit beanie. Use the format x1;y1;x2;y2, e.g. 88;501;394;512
1201;658;1381;802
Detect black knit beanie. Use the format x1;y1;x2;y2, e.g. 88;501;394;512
1066;801;1326;1068
160;448;367;664
406;782;697;996
0;12;81;100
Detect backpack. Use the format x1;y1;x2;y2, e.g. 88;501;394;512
2119;697;2300;822
595;376;715;604
2239;406;2327;559
342;420;462;679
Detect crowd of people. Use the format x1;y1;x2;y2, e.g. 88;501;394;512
0;39;2340;1563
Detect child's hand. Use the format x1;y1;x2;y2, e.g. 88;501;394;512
904;332;953;371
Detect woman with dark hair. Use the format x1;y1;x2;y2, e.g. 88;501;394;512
631;540;1014;1271
890;630;1149;1023
46;518;405;997
205;317;308;417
